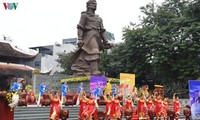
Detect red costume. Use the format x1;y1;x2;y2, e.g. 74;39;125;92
49;98;60;120
162;101;169;117
173;100;180;118
105;100;112;116
147;99;154;110
79;99;87;118
82;98;97;120
137;98;146;118
155;98;162;117
124;99;133;110
110;98;121;119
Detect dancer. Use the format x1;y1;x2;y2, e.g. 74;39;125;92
28;90;36;105
76;82;84;105
123;94;134;110
78;82;84;94
61;81;68;104
136;94;147;119
49;91;61;120
104;79;112;95
78;91;87;119
39;80;48;97
94;84;101;99
13;78;22;92
123;94;135;120
173;93;181;120
147;96;154;111
155;95;163;119
37;80;48;106
103;93;112;119
112;84;117;98
81;93;98;120
132;86;138;98
110;94;122;119
162;98;169;120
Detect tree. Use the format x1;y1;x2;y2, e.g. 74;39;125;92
103;0;200;98
56;50;77;75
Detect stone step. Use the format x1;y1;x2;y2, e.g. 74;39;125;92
15;109;79;114
14;106;187;120
14;116;48;120
15;106;80;109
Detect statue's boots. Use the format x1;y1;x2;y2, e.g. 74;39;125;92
90;61;102;76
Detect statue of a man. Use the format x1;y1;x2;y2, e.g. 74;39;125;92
71;0;112;76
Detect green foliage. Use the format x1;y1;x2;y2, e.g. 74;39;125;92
101;0;200;98
56;50;77;75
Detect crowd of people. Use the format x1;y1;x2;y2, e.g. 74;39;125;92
76;88;181;120
10;79;182;120
37;81;181;120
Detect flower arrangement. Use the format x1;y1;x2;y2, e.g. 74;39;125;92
60;76;120;83
5;92;19;111
107;78;120;82
32;69;40;74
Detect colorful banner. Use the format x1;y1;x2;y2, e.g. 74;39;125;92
120;73;135;94
90;76;107;96
188;80;200;119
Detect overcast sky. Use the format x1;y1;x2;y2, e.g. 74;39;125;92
0;0;164;49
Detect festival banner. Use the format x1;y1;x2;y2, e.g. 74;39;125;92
120;73;135;94
90;76;107;95
188;80;200;120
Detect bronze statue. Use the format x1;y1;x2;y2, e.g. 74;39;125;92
71;0;113;77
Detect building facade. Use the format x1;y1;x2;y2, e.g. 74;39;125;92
28;43;76;75
0;37;38;90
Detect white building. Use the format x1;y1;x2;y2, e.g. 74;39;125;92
27;42;76;75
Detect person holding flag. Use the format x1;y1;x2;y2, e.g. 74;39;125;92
78;82;84;94
13;78;22;92
94;84;101;99
61;81;68;104
37;80;48;106
76;82;84;105
112;84;117;98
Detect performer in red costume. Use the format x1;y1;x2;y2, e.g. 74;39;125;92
147;96;154;111
29;90;36;104
110;94;122;119
49;91;61;120
103;93;112;119
136;94;147;119
78;91;87;119
81;93;98;120
155;95;163;119
173;93;181;120
162;98;169;119
123;94;134;110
